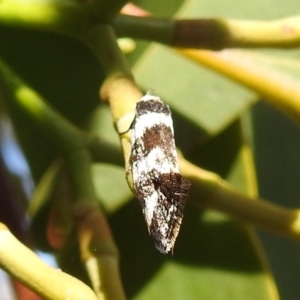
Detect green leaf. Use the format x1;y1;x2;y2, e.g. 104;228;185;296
133;46;255;135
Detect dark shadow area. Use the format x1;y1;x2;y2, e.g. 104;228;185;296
57;232;92;287
172;108;209;153
30;199;53;252
0;156;27;239
176;208;262;272
252;100;300;300
109;200;165;298
0;25;103;124
0;26;105;181
109;201;263;299
185;119;243;178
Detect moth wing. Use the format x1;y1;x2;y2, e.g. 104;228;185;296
130;98;191;253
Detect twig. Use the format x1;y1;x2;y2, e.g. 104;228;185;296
179;155;300;240
0;0;128;35
65;149;126;300
0;223;98;300
0;58;90;152
82;24;142;189
114;15;300;49
0;52;126;299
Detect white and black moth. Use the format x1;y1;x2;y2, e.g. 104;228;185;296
129;93;191;254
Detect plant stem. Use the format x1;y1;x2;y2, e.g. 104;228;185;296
0;58;90;152
0;223;98;300
89;137;124;166
66;149;126;300
82;24;142;189
114;15;300;49
0;0;89;35
179;155;300;240
0;0;129;36
114;15;173;45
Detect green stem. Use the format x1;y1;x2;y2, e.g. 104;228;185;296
89;137;124;167
114;14;300;49
65;149;96;203
0;223;98;300
66;149;126;300
0;0;129;36
82;24;142;188
0;0;90;35
0;58;90;152
114;15;173;45
179;156;300;240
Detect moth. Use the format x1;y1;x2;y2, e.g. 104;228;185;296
130;93;191;254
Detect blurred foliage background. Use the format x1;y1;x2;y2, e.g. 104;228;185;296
0;0;300;299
